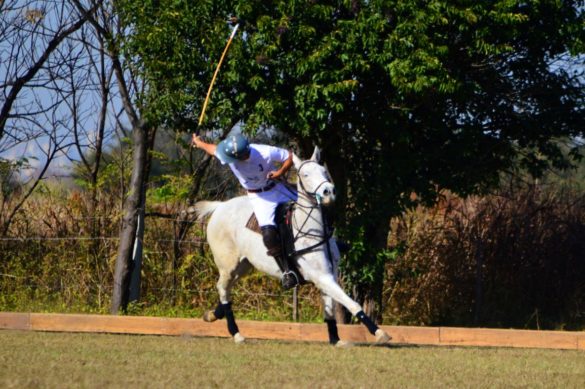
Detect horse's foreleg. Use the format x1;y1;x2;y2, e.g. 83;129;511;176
316;276;391;344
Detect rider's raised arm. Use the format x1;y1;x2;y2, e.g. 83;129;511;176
192;134;217;157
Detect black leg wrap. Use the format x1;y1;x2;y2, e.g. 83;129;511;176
221;303;239;336
325;319;340;345
213;302;226;320
356;311;378;335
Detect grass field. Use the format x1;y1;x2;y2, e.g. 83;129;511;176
1;330;584;388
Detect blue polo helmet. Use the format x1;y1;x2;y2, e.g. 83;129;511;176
215;133;251;164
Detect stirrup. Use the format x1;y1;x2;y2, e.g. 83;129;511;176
281;271;299;290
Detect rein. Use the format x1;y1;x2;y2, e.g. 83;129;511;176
290;204;332;257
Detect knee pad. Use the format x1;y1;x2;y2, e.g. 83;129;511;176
261;225;281;256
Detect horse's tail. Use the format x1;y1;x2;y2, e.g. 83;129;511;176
192;200;223;222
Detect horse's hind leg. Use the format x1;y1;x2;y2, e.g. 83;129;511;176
203;259;251;344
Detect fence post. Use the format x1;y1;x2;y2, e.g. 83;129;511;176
129;209;145;303
292;286;299;321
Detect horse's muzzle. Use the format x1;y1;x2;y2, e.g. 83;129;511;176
319;185;336;207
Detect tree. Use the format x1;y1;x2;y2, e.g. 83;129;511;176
65;20;114;242
71;0;158;313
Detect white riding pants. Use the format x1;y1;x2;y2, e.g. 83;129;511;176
247;182;297;227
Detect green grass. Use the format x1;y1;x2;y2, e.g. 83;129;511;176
1;330;585;388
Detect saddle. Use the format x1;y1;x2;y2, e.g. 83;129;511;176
246;202;297;269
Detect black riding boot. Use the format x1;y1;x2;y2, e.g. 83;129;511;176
261;225;299;290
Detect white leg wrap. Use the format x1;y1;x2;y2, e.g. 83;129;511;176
375;329;391;344
233;332;246;344
334;340;353;348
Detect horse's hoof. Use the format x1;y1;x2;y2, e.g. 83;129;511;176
334;340;353;348
375;329;391;344
203;310;217;322
233;332;246;344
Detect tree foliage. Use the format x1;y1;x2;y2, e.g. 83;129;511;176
229;0;585;306
115;0;244;131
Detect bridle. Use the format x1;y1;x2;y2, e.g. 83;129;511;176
296;160;332;203
286;160;335;260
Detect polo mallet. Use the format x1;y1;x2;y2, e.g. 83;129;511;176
195;19;240;136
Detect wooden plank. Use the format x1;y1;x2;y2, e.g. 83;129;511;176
0;312;30;330
239;321;302;341
578;334;585;351
162;317;228;337
0;312;582;351
439;327;581;350
299;322;330;342
383;325;441;346
338;324;369;342
30;313;227;337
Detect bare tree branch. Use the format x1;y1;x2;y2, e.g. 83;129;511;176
0;6;89;142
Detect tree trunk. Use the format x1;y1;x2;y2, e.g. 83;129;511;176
372;220;391;322
357;219;391;323
111;121;150;314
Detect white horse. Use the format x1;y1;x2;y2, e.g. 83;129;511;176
194;147;391;346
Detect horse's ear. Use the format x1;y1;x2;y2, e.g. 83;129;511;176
292;153;302;169
324;162;332;180
311;146;321;163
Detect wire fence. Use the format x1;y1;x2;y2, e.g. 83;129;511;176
0;232;324;321
0;236;206;244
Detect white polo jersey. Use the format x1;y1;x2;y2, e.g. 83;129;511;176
227;144;288;190
222;144;297;227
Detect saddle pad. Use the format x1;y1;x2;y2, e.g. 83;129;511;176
246;213;261;234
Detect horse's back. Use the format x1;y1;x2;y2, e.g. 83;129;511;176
209;196;252;225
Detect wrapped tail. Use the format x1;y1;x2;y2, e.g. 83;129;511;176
191;200;223;222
